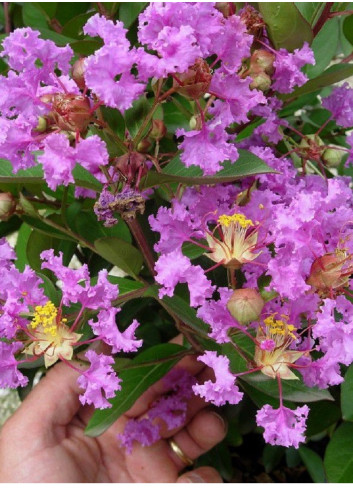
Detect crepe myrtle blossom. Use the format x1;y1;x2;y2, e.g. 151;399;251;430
118;369;195;453
0;245;141;407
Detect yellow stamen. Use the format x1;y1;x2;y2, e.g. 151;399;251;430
30;301;58;336
218;213;254;229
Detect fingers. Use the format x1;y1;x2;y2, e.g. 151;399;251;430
177;466;223;483
168;409;227;471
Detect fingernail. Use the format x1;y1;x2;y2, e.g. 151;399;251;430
184;472;205;483
210;411;228;432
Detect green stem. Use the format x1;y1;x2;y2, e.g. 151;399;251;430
118;349;195;371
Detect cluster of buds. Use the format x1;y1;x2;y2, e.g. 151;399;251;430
247;49;275;92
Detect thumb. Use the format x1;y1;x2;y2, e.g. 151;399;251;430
177;466;223;483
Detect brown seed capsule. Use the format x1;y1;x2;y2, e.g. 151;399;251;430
51;93;92;133
227;288;265;325
306;252;350;292
173;58;212;100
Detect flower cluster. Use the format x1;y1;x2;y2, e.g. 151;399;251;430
0;240;141;408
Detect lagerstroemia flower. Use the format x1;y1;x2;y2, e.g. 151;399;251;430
256;404;309;449
193;351;243;406
272;42;315;93
322;83;353;128
0;342;28;389
78;350;121;409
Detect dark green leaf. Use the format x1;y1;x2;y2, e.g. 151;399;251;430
343;14;353;44
119;2;148;28
281;63;353;100
141;150;275;188
94;236;143;278
305;18;339;79
61;12;92;38
26;230;59;273
295;3;325;25
22;3;48;29
324;422;353;482
341;363;353;421
32;3;58;18
299;446;326;483
125;96;151;138
85;343;188;437
259;3;313;51
15;223;32;272
75;211;132;244
70;39;103;56
37;28;74;46
262;445;285;473
37;272;60;304
21;215;74;241
306;401;341;436
182;242;205;260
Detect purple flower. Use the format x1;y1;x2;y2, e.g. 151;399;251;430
193;351;243;406
38;133;109;190
78;350;121;409
0;342;28;388
272;43;315;94
323;84;353;128
155;249;214;307
83;14;145;112
0;238;15;267
256;404;309;448
89;307;142;354
76;269;119;310
0;116;38;172
209;71;266;126
176;122;239;175
1;27;73;82
118;418;160;454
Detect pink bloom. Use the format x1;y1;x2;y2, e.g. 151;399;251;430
118;418;160;454
78;350;121;409
89;307;142;354
76;269;119;310
38;133;109;190
83;14;145;112
193;351;243;406
1;27;73;82
256;404;309;448
210;71;266;126
0;116;38;172
155;249;214;307
322;83;353;128
272;43;315;94
0;342;28;388
176;123;239;175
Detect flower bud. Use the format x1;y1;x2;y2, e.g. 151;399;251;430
173;58;212;100
114;152;148;186
306;252;348;291
249;72;271;92
149;119;167;141
215;2;233;17
322;147;345;168
0;193;17;221
35;116;47;133
250;50;275;75
189;116;198;130
72;58;86;90
227;288;265;325
137;138;151;153
52;93;92;133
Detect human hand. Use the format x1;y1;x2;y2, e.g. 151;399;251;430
0;353;226;483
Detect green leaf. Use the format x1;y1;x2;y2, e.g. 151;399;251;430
259;3;313;51
305;18;339;79
75;211;132;244
37;28;74;46
295;3;325;25
0;160;101;192
306;401;341;437
119;2;148;28
341;363;353;421
21;215;73;241
94;236;143;278
343;14;353;44
299;446;326;483
182;242;205;260
141;150;275;188
32;3;58;18
37;272;60;304
281;63;353;100
262;445;285;473
125;96;151;138
243;373;334;403
26;230;59;273
61;12;92;38
324;422;353;482
15;223;32;272
85;343;188;437
22;3;48;29
108;276;146;297
70;39;103;56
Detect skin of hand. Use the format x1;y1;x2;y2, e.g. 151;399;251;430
0;353;227;483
